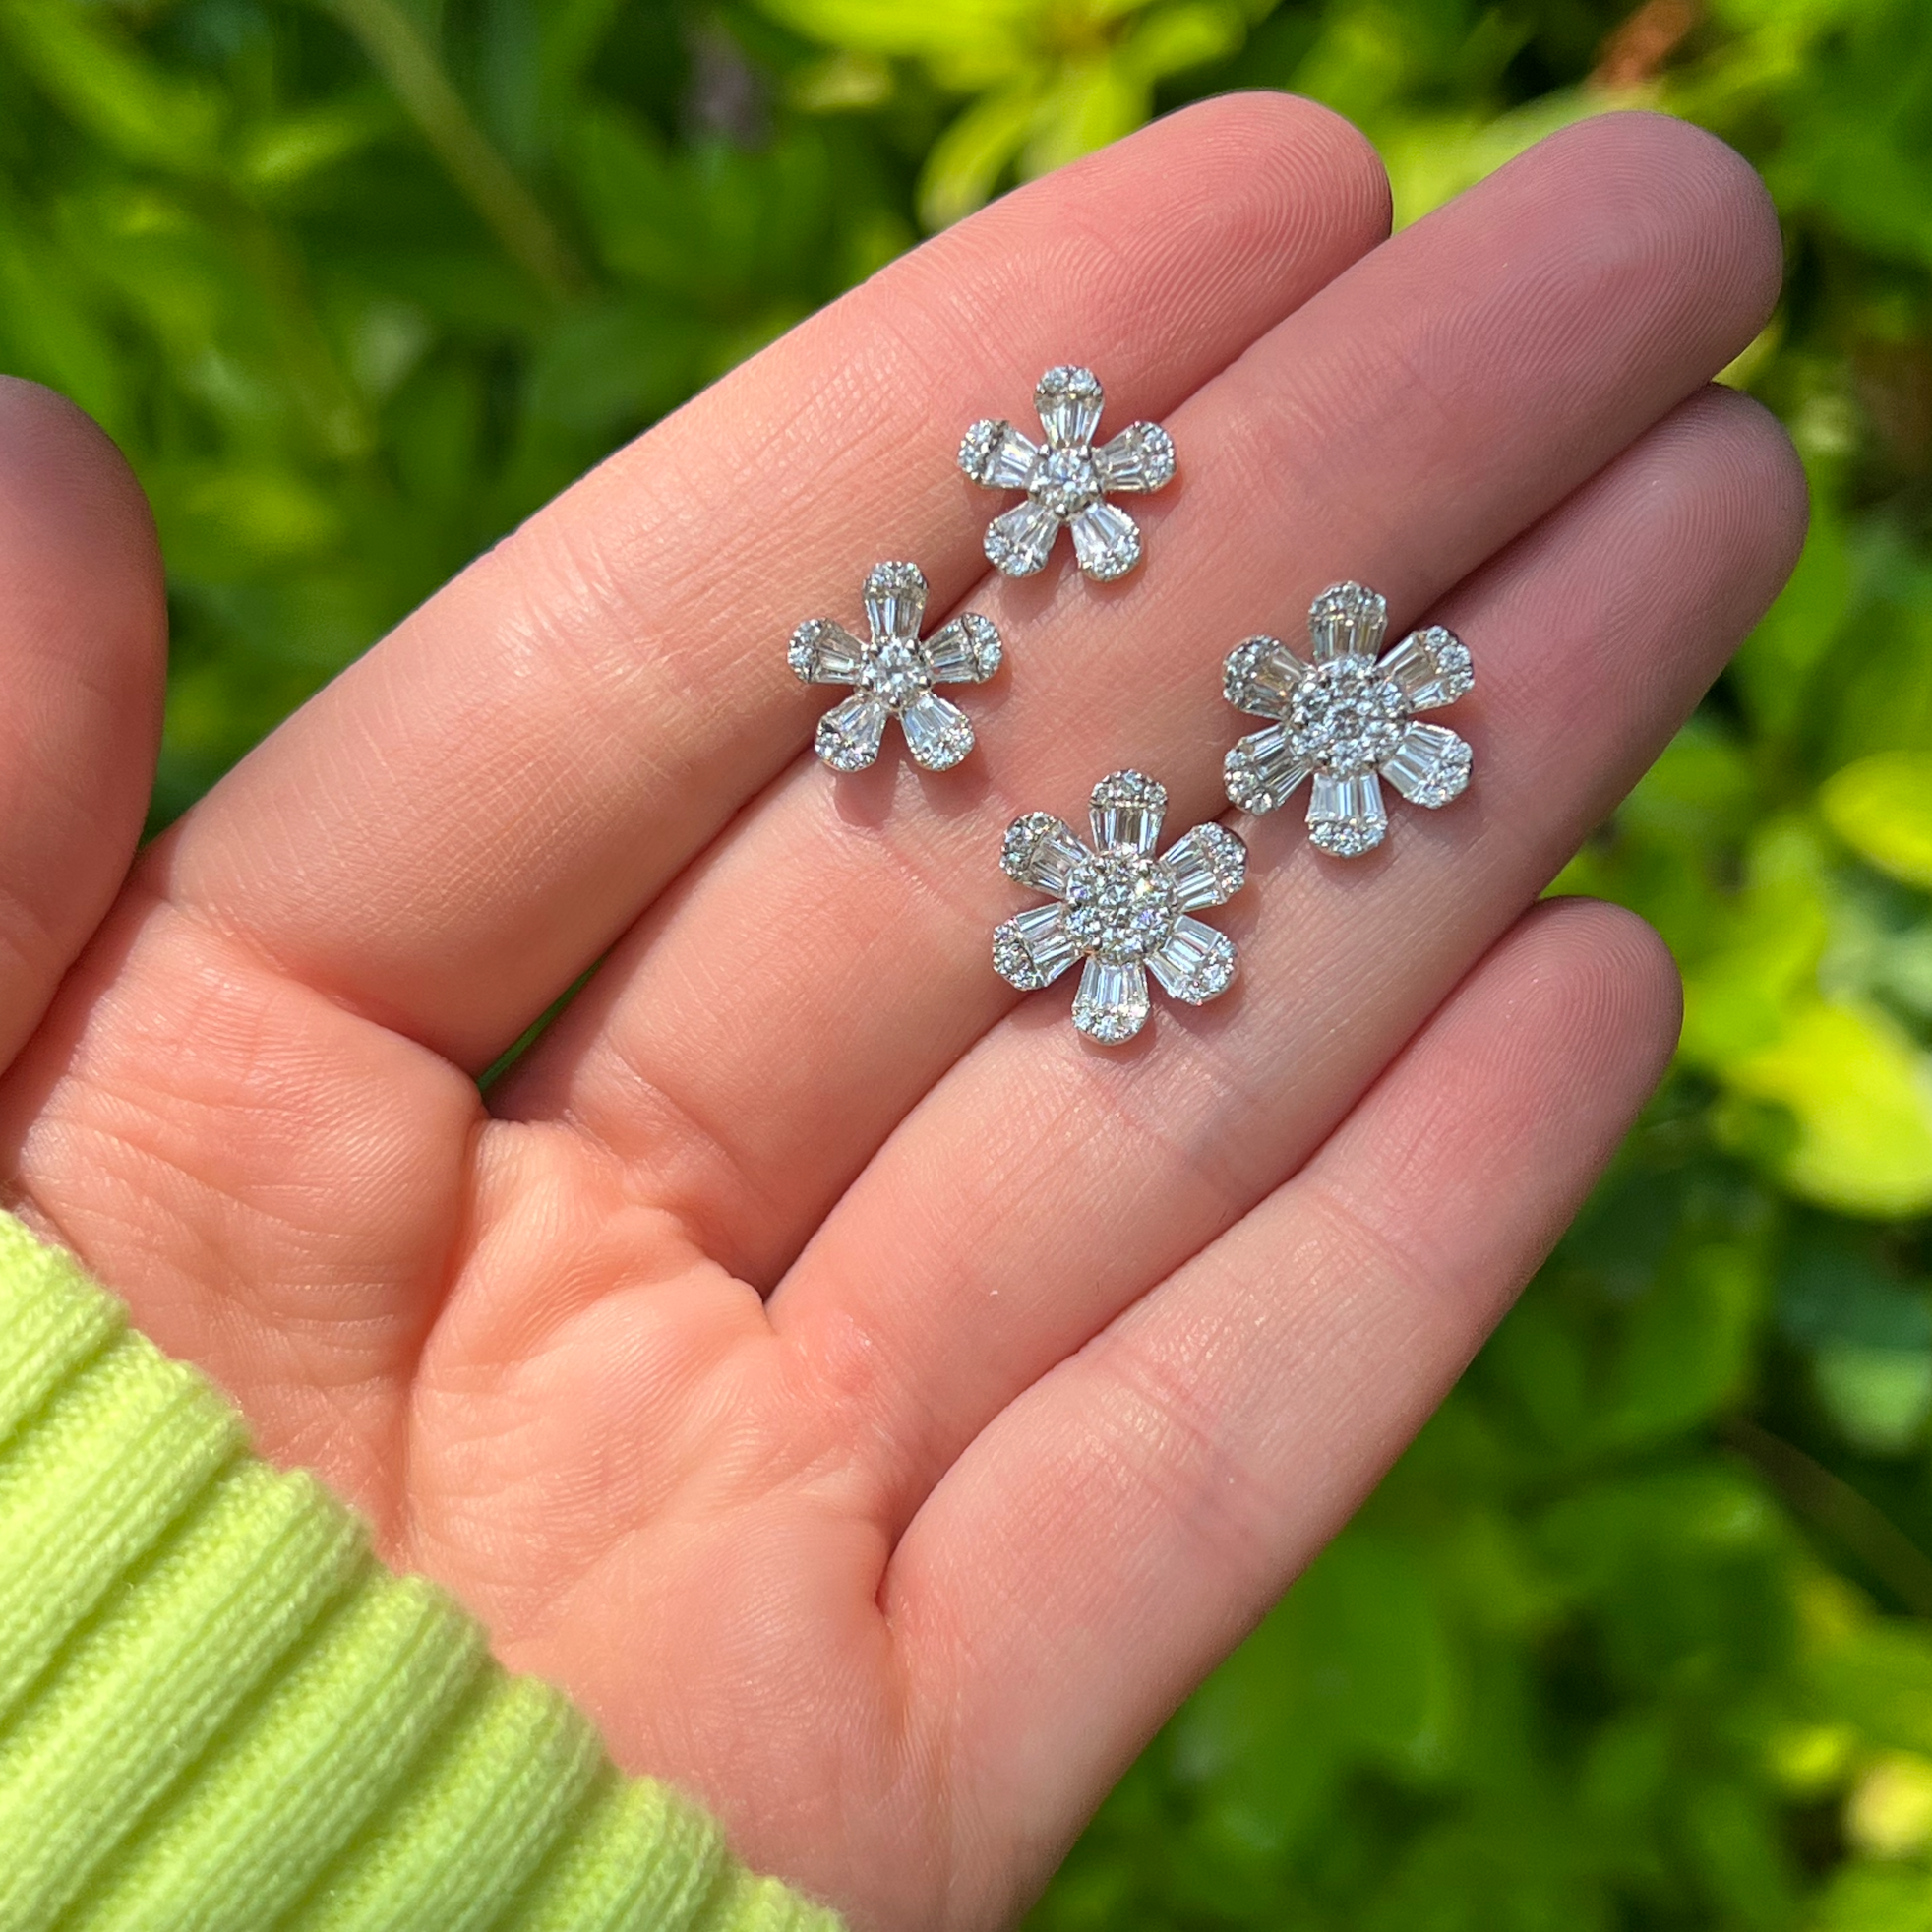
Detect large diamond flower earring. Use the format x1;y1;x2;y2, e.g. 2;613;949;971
993;771;1244;1044
1222;582;1475;857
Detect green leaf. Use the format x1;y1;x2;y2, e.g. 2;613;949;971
1724;1000;1932;1217
1822;753;1932;891
917;81;1037;227
1824;591;1932;769
152;464;344;574
1815;1344;1932;1455
0;0;223;174
0;208;128;435
239;96;397;194
1680;818;1833;1065
1372;91;1609;230
1814;1860;1932;1932
1021;54;1146;178
755;0;1035;78
1812;1618;1932;1760
1604;1244;1761;1447
1295;1532;1465;1779
1118;2;1246;83
1680;1780;1799;1931
1730;482;1846;743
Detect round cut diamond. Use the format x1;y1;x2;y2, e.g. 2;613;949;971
1425;636;1474;702
958;420;1001;483
1309;816;1385;859
1030;447;1102;521
1288;659;1409;776
1001;813;1072;887
1063;851;1179;964
787;624;824;681
866;561;925;601
1072;981;1149;1046
951;612;1002;681
863;640;931;711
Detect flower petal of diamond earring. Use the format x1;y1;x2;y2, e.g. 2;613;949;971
1222;581;1475;857
791;561;1002;773
993;771;1245;1044
959;366;1175;582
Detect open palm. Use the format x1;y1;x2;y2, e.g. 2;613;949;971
0;96;1802;1932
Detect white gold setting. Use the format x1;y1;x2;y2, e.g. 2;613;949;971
959;366;1175;582
1222;581;1475;857
994;770;1245;1045
791;561;1002;773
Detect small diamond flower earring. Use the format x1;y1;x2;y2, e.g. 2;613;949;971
959;366;1175;582
791;561;1002;773
994;771;1245;1044
1222;582;1475;857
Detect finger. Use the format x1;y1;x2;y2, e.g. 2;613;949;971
887;896;1682;1921
0;380;163;1070
507;112;1781;1287
765;385;1803;1530
152;94;1389;1068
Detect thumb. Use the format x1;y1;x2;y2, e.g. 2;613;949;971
0;378;165;1073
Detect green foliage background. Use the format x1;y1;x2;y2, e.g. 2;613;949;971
2;0;1930;1921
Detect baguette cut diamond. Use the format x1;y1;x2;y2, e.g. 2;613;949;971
994;770;1244;1045
960;366;1174;581
793;562;1001;774
1223;581;1475;856
1001;813;1085;894
1147;917;1238;1003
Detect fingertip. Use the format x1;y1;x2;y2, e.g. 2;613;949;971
1155;89;1393;246
1529;110;1784;351
1605;386;1812;702
962;88;1394;330
0;377;166;699
0;377;162;563
1517;894;1683;1088
1328;896;1685;1288
1675;382;1811;579
1467;382;1813;774
0;378;165;1062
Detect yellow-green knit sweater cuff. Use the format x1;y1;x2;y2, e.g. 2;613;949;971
0;1211;841;1932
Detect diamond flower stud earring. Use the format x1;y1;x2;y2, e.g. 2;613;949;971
791;561;1002;773
994;770;1245;1044
1222;581;1475;857
959;366;1175;582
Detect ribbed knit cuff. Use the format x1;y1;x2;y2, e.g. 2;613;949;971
0;1211;841;1932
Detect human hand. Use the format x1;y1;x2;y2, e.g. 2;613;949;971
0;95;1802;1932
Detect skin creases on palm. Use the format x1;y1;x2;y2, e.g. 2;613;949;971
0;97;1800;1932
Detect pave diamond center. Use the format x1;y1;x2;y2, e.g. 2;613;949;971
1288;659;1409;776
863;640;931;711
1063;850;1178;965
1029;447;1102;521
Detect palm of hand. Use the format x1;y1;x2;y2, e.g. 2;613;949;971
0;97;1799;1932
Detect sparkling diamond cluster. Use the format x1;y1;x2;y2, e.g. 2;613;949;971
994;771;1245;1045
779;363;1480;1049
791;561;1002;773
959;366;1175;582
1222;581;1475;857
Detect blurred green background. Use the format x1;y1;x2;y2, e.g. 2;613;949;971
1;0;1929;1921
